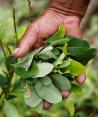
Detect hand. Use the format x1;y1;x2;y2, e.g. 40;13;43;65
12;9;86;102
12;10;82;58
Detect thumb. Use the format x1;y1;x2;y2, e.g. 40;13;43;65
12;22;39;58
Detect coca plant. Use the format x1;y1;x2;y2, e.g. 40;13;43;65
0;25;96;115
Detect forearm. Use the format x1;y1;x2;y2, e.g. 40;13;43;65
48;0;90;18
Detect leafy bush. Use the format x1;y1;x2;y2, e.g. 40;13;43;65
0;24;96;117
0;1;98;117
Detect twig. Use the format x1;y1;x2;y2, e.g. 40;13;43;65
13;8;18;44
0;39;7;65
27;0;32;22
0;39;13;92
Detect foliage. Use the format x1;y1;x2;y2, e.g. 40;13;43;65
0;0;98;117
0;23;96;117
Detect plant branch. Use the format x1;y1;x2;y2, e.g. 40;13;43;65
0;39;13;93
27;0;32;22
13;8;18;45
0;39;7;65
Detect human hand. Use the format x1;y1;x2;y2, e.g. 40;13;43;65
13;10;82;58
12;4;86;107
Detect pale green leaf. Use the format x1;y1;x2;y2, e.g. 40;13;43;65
33;63;54;78
56;58;71;68
13;47;43;70
3;101;19;117
32;101;43;113
24;87;42;107
54;53;65;66
50;74;71;91
38;46;53;60
34;81;62;103
39;76;52;86
67;59;86;76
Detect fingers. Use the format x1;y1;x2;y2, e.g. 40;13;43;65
61;91;71;98
12;10;62;59
12;22;39;58
43;90;70;110
63;17;86;85
43;74;86;110
75;73;86;85
43;101;52;110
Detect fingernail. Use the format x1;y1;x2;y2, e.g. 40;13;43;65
61;91;71;99
43;101;52;110
76;74;86;85
12;48;20;56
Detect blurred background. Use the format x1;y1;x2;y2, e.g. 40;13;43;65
0;0;98;117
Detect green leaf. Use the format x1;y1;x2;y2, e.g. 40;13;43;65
13;79;22;90
34;81;62;103
52;48;60;58
67;36;90;48
48;38;69;46
56;58;71;68
67;36;90;56
74;48;97;65
46;25;69;46
48;25;65;42
63;43;68;56
39;76;52;86
71;84;83;96
50;74;71;91
0;74;6;86
64;101;75;117
14;61;38;78
54;53;65;66
13;47;43;71
33;101;43;113
38;46;53;60
33;63;54;78
22;83;32;98
67;36;96;64
24;87;42;107
67;59;86;76
7;56;17;66
3;101;19;117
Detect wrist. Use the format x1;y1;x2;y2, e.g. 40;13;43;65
48;0;90;18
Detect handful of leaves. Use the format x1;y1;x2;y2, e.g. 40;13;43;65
13;25;96;111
